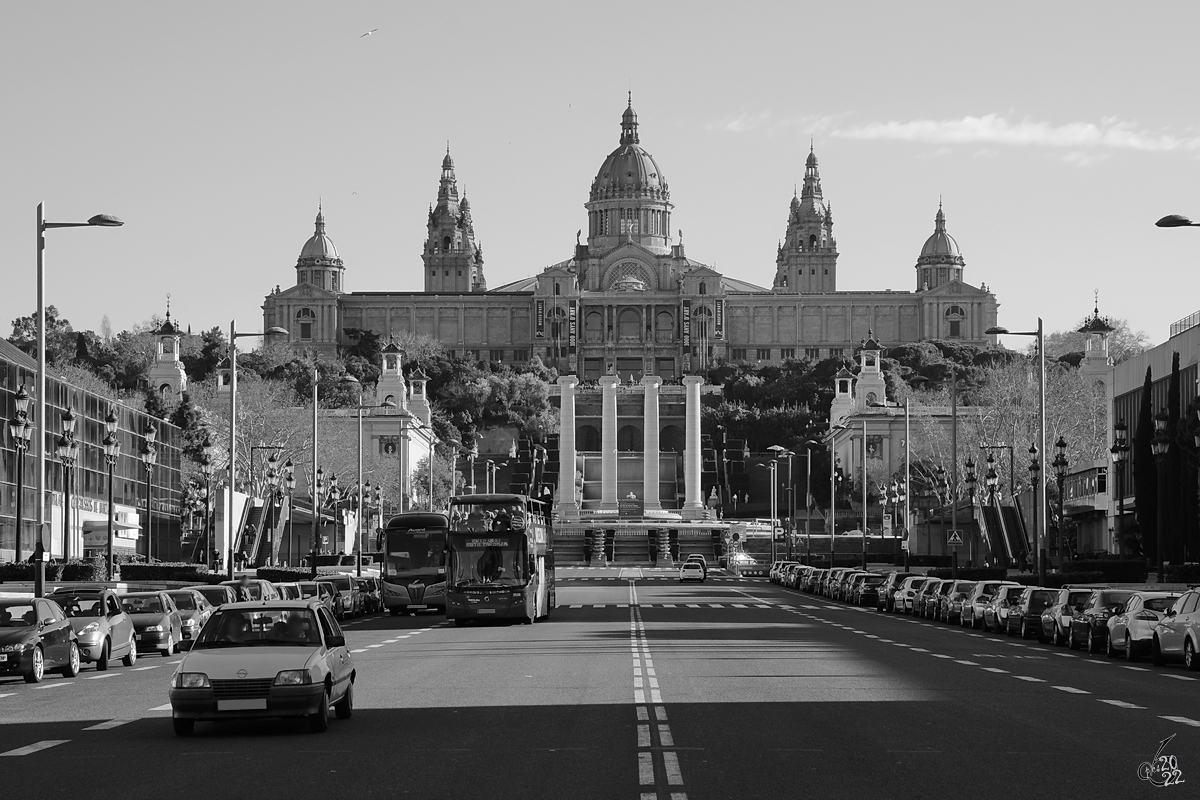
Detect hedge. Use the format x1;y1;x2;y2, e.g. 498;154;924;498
0;559;105;583
889;555;953;568
1164;563;1200;584
118;563;214;583
1062;559;1147;583
1008;572;1106;588
926;567;1010;581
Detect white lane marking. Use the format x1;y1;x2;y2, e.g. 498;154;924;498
639;752;655;785
35;682;74;690
638;724;651;747
0;694;13;700
866;635;879;639
1098;700;1145;709
878;639;894;643
1052;686;1090;694
1013;676;1045;682
910;648;929;653
350;649;368;653
1054;653;1076;658
659;726;675;746
981;668;1009;673
0;740;69;757
686;604;700;608
83;720;131;731
930;654;953;659
367;644;384;649
663;752;684;785
130;666;159;672
656;706;668;721
1120;666;1149;672
732;604;747;609
1159;716;1200;727
636;707;648;721
570;604;582;609
592;605;607;609
641;794;656;800
634;690;645;704
84;674;117;680
1163;674;1198;681
710;604;724;608
147;703;172;711
663;604;676;608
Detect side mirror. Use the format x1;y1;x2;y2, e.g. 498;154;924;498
326;634;346;648
177;639;194;652
1166;608;1177;617
40;618;54;627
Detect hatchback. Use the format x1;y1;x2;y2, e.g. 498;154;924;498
877;571;919;612
962;581;1020;628
120;591;185;657
47;587;138;669
0;596;80;683
1041;587;1102;647
983;585;1026;633
1107;592;1180;660
1069;590;1135;653
1152;590;1200;670
679;562;705;583
1008;587;1056;639
893;576;929;615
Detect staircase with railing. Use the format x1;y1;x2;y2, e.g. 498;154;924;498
255;495;291;568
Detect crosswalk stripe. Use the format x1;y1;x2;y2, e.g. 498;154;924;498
0;740;69;757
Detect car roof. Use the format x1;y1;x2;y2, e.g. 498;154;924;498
119;590;165;597
212;600;326;611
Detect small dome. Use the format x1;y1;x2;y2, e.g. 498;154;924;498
917;206;964;265
299;207;340;262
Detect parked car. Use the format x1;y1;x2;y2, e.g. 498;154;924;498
46;587;138;670
937;581;978;625
893;576;929;615
1007;587;1056;639
1152;590;1200;669
1107;592;1181;661
823;568;853;597
837;571;872;602
314;582;339;617
768;561;788;583
876;571;919;612
852;574;887;607
679;561;705;583
119;591;185;657
167;589;215;641
962;581;1020;628
926;579;957;620
195;585;238;608
356;578;381;614
1068;589;1135;653
983;585;1027;633
220;578;280;603
914;579;945;618
273;583;300;600
803;569;826;593
316;574;362;618
169;600;354;735
0;596;80;683
1041;587;1102;646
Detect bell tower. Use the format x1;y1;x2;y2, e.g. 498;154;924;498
146;298;187;399
856;330;886;408
774;145;838;293
376;339;408;411
423;149;486;293
1079;295;1116;383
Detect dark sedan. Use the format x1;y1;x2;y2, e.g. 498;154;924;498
0;597;80;683
852;574;887;607
1069;590;1134;653
1007;587;1056;639
120;591;184;657
167;590;215;641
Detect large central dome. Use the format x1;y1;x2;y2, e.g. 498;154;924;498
590;104;669;200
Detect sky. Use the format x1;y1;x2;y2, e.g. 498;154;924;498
3;1;1200;348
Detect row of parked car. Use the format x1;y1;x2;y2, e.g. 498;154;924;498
0;573;385;686
768;561;1200;670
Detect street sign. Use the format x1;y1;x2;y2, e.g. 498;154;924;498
947;529;964;546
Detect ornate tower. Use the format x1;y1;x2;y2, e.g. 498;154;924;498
146;301;187;398
1079;297;1116;382
774;145;838;292
296;204;345;293
376;339;408;411
915;202;965;291
831;366;856;429
855;330;886;408
584;95;674;255
423;149;486;293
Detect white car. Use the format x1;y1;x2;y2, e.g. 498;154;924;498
1107;591;1181;660
168;600;354;736
679;562;706;583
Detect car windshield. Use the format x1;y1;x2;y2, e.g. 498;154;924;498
1030;591;1055;607
297;584;319;598
121;596;163;615
1068;591;1092;606
169;593;198;610
1098;591;1133;607
1144;597;1178;612
862;576;885;584
56;595;105;617
320;577;353;592
196;587;229;605
1002;587;1025;600
0;601;37;627
193;608;322;649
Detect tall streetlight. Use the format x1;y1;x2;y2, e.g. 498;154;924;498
1027;443;1043;583
1152;410;1170;583
801;440;821;565
757;460;779;563
139;421;158;562
1052;436;1069;565
55;407;79;560
225;321;289;578
341;374;399;574
1110;421;1129;556
283;460;296;566
979;444;1015;502
986;319;1046;585
8;385;33;564
103;406;121;579
36;204;123;594
200;441;217;570
310;466;326;580
962;458;977;577
769;445;795;559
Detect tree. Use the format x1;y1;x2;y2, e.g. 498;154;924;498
1167;352;1184;564
170;391;211;463
1043;316;1150;364
8;305;76;364
409;450;464;511
1134;366;1157;563
180;327;227;383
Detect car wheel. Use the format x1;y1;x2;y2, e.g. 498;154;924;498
162;634;175;658
1186;640;1200;672
24;646;44;684
1125;634;1138;662
122;640;138;667
1052;626;1065;647
173;717;195;736
61;642;81;677
334;682;354;720
1106;634;1118;658
1152;636;1167;667
309;689;330;733
1004;619;1014;636
96;640;110;671
1067;628;1079;650
1086;628;1099;655
1020;620;1029;639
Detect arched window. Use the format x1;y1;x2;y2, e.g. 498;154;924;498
296;308;316;340
585;311;604;343
554;282;561;296
578;425;601;452
384;354;399;371
160;337;174;356
331;273;339;291
660;425;684;453
698;281;707;295
442;236;452;251
384;394;396;407
809;234;817;249
945;306;966;339
691;306;712;343
618;425;642;452
655;310;674;343
618;309;641;341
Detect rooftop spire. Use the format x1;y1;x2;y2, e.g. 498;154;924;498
620;94;639;145
315;202;326;235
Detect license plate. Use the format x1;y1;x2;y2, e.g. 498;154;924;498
217;699;267;711
135;634;143;641
477;609;496;614
0;654;7;662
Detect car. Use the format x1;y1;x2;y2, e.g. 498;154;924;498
316;575;362;619
1107;592;1180;661
852;574;887;607
0;596;80;683
914;579;944;618
825;568;855;598
1007;587;1056;639
679;562;705;583
274;583;301;600
1068;589;1135;653
1152;590;1200;669
771;561;797;584
313;582;338;617
356;578;381;614
893;576;929;615
684;554;708;579
802;568;826;593
925;579;957;619
167;589;215;641
195;585;238;608
169;600;354;735
835;571;870;602
120;591;185;657
876;571;919;612
221;578;280;603
937;581;977;625
46;587;138;670
983;585;1027;633
961;581;1020;628
1041;587;1102;646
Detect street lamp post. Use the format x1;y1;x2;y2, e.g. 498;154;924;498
102;406;121;579
258;453;282;568
200;441;216;570
1110;421;1129;556
310;466;325;580
1152;410;1170;583
1053;436;1069;566
284;461;296;566
963;458;977;576
55;407;79;561
139;422;158;563
1028;444;1043;583
980;444;1015;502
8;386;32;564
802;440;820;566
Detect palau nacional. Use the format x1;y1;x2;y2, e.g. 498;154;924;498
260;97;1000;560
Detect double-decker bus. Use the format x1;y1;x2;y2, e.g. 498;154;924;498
381;512;449;615
445;493;554;626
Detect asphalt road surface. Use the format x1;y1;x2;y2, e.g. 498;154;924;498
2;567;1197;799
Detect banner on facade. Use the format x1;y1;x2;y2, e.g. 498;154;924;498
568;299;578;371
682;299;691;372
715;299;725;340
535;299;545;339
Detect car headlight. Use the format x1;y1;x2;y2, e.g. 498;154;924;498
0;642;30;652
144;625;164;632
182;618;197;628
79;622;100;636
274;670;312;686
173;672;211;689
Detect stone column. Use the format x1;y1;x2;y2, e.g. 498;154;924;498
682;375;704;519
600;375;619;511
556;375;578;520
641;375;662;511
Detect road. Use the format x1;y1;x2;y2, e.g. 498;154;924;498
1;567;1196;799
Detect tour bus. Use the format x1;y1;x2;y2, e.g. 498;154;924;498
445;493;554;626
381;512;450;615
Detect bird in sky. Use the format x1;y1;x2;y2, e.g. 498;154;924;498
360;28;378;38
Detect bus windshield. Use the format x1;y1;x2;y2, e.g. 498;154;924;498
450;499;528;533
449;535;527;587
386;529;447;578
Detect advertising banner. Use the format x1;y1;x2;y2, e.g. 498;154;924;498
535;299;545;339
568;299;578;372
682;300;691;372
715;299;725;340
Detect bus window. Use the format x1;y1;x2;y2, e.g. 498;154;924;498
449;537;527;587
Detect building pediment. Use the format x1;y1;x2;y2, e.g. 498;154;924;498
684;264;723;279
922;279;989;298
271;283;340;301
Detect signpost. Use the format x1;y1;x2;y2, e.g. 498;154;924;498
947;529;964;547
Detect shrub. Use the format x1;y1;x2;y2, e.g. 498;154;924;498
1008;572;1106;588
892;555;953;568
1065;559;1147;583
1164;563;1200;584
926;567;1010;581
256;567;314;583
119;562;212;582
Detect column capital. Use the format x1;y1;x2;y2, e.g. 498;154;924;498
682;375;705;387
599;375;619;389
640;375;662;388
558;374;579;389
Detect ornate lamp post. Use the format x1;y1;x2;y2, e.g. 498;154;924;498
139;421;158;562
55;407;80;561
1152;410;1170;583
962;458;977;575
1052;436;1069;565
7;385;32;563
1110;421;1129;556
103;406;121;579
372;484;384;550
309;466;326;580
200;441;217;570
283;460;296;566
1028;443;1043;583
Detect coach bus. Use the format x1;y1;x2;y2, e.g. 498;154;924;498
445;494;554;626
381;512;450;615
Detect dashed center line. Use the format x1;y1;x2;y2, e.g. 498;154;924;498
1052;686;1090;694
0;740;69;757
1159;716;1200;727
1098;700;1145;709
